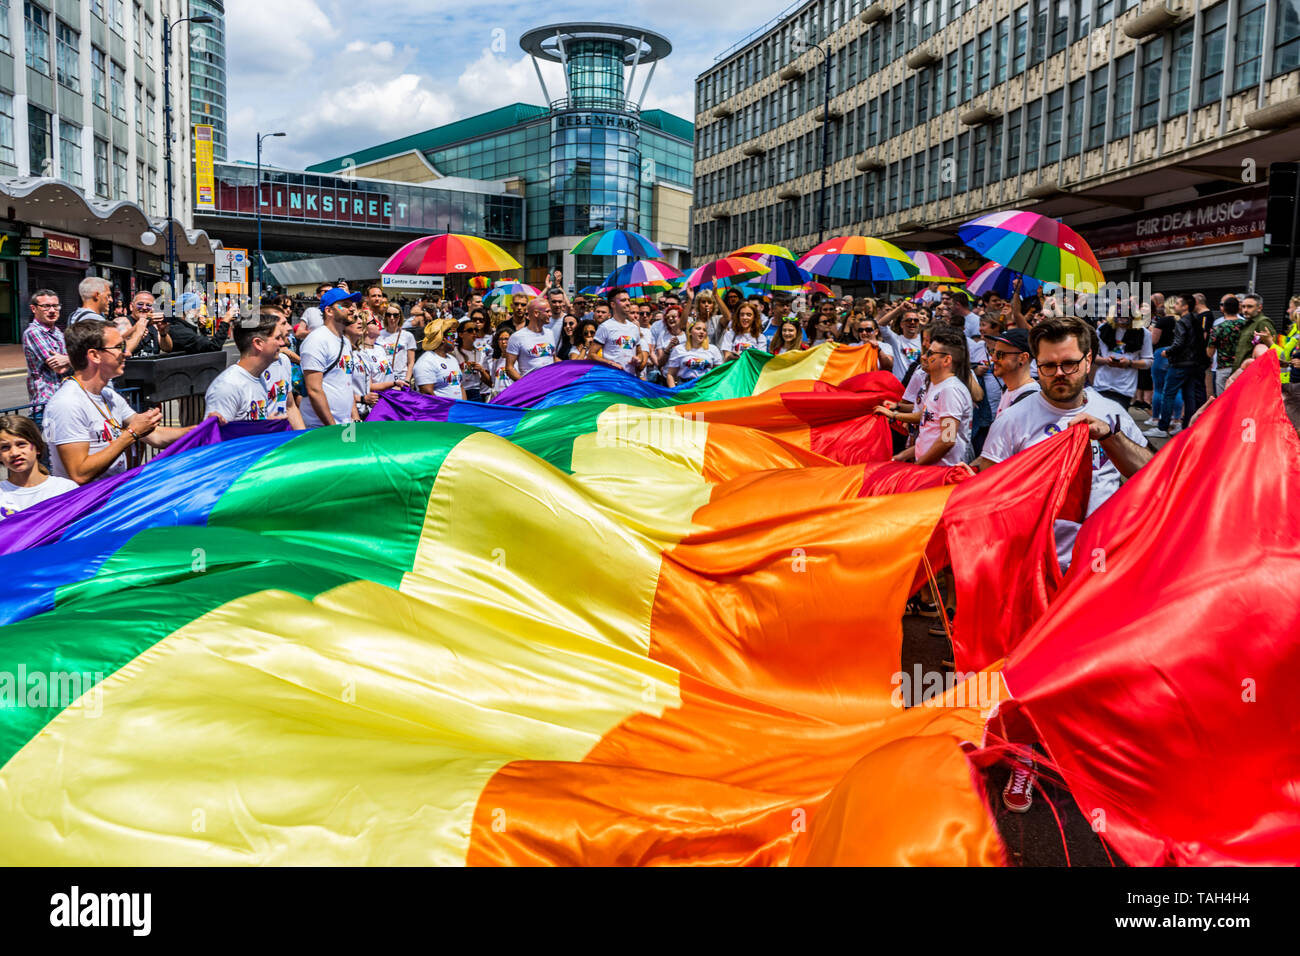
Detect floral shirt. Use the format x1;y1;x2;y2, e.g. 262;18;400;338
22;321;67;403
1207;317;1246;365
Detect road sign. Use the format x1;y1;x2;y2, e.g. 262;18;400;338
381;274;445;290
215;247;248;284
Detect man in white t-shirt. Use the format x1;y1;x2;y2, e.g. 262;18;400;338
205;314;304;428
505;298;557;380
987;328;1041;416
903;324;972;466
974;316;1153;570
299;287;362;427
300;282;332;332
42;318;193;483
591;288;645;373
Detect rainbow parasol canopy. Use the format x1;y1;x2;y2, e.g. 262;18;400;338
801;281;833;296
797;236;920;282
965;261;1045;299
907;251;968;283
602;259;684;289
381;234;521;275
957;210;1105;291
468;275;492;292
731;243;797;261
485;281;542;302
686;256;771;289
569;229;663;258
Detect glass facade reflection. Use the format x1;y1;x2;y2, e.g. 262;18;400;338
567;40;628;111
549;115;641;236
206;162;523;240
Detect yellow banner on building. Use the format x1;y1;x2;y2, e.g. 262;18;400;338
194;124;215;211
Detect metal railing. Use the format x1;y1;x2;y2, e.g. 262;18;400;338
548;96;641;115
1;388;143;427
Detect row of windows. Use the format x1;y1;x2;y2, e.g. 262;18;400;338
699;0;1290;208
20;0;155;80
699;0;1284;163
700;0;1149;112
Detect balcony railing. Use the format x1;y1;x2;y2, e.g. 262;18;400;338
548;96;640;115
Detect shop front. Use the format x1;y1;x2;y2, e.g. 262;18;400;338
25;228;92;334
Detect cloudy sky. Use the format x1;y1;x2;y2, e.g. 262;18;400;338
223;0;793;169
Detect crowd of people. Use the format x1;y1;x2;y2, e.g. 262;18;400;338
7;267;1300;819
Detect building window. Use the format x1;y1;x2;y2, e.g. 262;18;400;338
136;160;144;201
132;1;141;52
1167;22;1194;116
110;60;127;120
111;0;124;34
989;117;1003;181
1050;0;1069;53
1066;78;1085;156
1087;65;1108;148
1072;0;1091;41
1138;38;1162;129
28;104;52;176
1097;0;1114;26
1024;100;1042;171
1044;89;1064;163
961;39;975;101
144;15;154;66
1006;108;1022;177
146;92;156;141
977;28;993;93
24;2;51;76
1030;0;1048;66
1112;52;1135;138
92;46;107;110
1234;0;1267;91
0;93;14;167
1273;0;1300;76
113;147;127;197
148;167;157;212
1198;2;1228;106
58;121;81;187
1005;12;1024;79
945;49;959;109
0;0;10;56
90;0;104;20
55;20;79;91
94;136;109;197
134;83;143;133
971;125;987;188
996;16;1010;85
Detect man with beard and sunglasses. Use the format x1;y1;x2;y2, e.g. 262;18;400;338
973;317;1152;572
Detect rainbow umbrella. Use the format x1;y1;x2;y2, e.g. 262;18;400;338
686;256;771;289
485;281;541;300
381;234;520;275
797;236;920;282
907;251;968;283
731;243;796;261
912;285;974;303
667;267;697;288
966;261;1045;299
802;281;833;296
468;275;492;292
601;259;683;289
577;286;603;296
957;210;1104;291
598;282;671;298
570;229;663;258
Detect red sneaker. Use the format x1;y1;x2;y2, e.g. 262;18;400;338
1002;757;1036;813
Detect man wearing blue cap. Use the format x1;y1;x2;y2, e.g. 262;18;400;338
301;287;362;427
168;291;234;355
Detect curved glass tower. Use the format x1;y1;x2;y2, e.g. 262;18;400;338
522;24;671;255
189;0;229;162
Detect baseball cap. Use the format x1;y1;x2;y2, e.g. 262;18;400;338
988;328;1031;353
319;288;362;311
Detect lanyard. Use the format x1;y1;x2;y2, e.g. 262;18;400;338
74;379;121;431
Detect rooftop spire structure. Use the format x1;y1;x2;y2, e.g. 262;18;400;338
520;23;672;113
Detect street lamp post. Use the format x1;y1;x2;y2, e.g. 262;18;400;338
256;131;286;291
162;11;215;309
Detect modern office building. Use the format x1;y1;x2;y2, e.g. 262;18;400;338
188;0;225;160
309;22;694;291
693;0;1300;303
0;0;211;342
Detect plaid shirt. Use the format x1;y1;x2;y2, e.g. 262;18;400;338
22;321;67;404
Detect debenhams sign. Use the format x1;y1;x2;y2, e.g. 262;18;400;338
553;112;640;133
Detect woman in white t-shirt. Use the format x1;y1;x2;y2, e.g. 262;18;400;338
413;318;466;400
720;302;768;361
0;415;77;519
484;324;515;399
1092;313;1153;409
665;320;724;387
453;317;489;402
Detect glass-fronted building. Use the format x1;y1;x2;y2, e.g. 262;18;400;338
189;0;227;161
309;23;694;291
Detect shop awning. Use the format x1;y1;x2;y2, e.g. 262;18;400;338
0;177;217;262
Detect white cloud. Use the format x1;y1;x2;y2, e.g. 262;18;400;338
224;0;335;70
454;49;563;113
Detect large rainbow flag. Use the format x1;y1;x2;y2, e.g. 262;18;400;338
0;350;1295;865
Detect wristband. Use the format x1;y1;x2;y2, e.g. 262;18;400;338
126;427;139;443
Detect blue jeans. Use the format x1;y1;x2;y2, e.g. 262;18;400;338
1151;349;1182;424
1158;365;1206;431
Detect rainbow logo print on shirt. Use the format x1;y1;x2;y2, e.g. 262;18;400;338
528;343;554;359
682;354;714;372
615;335;637;352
